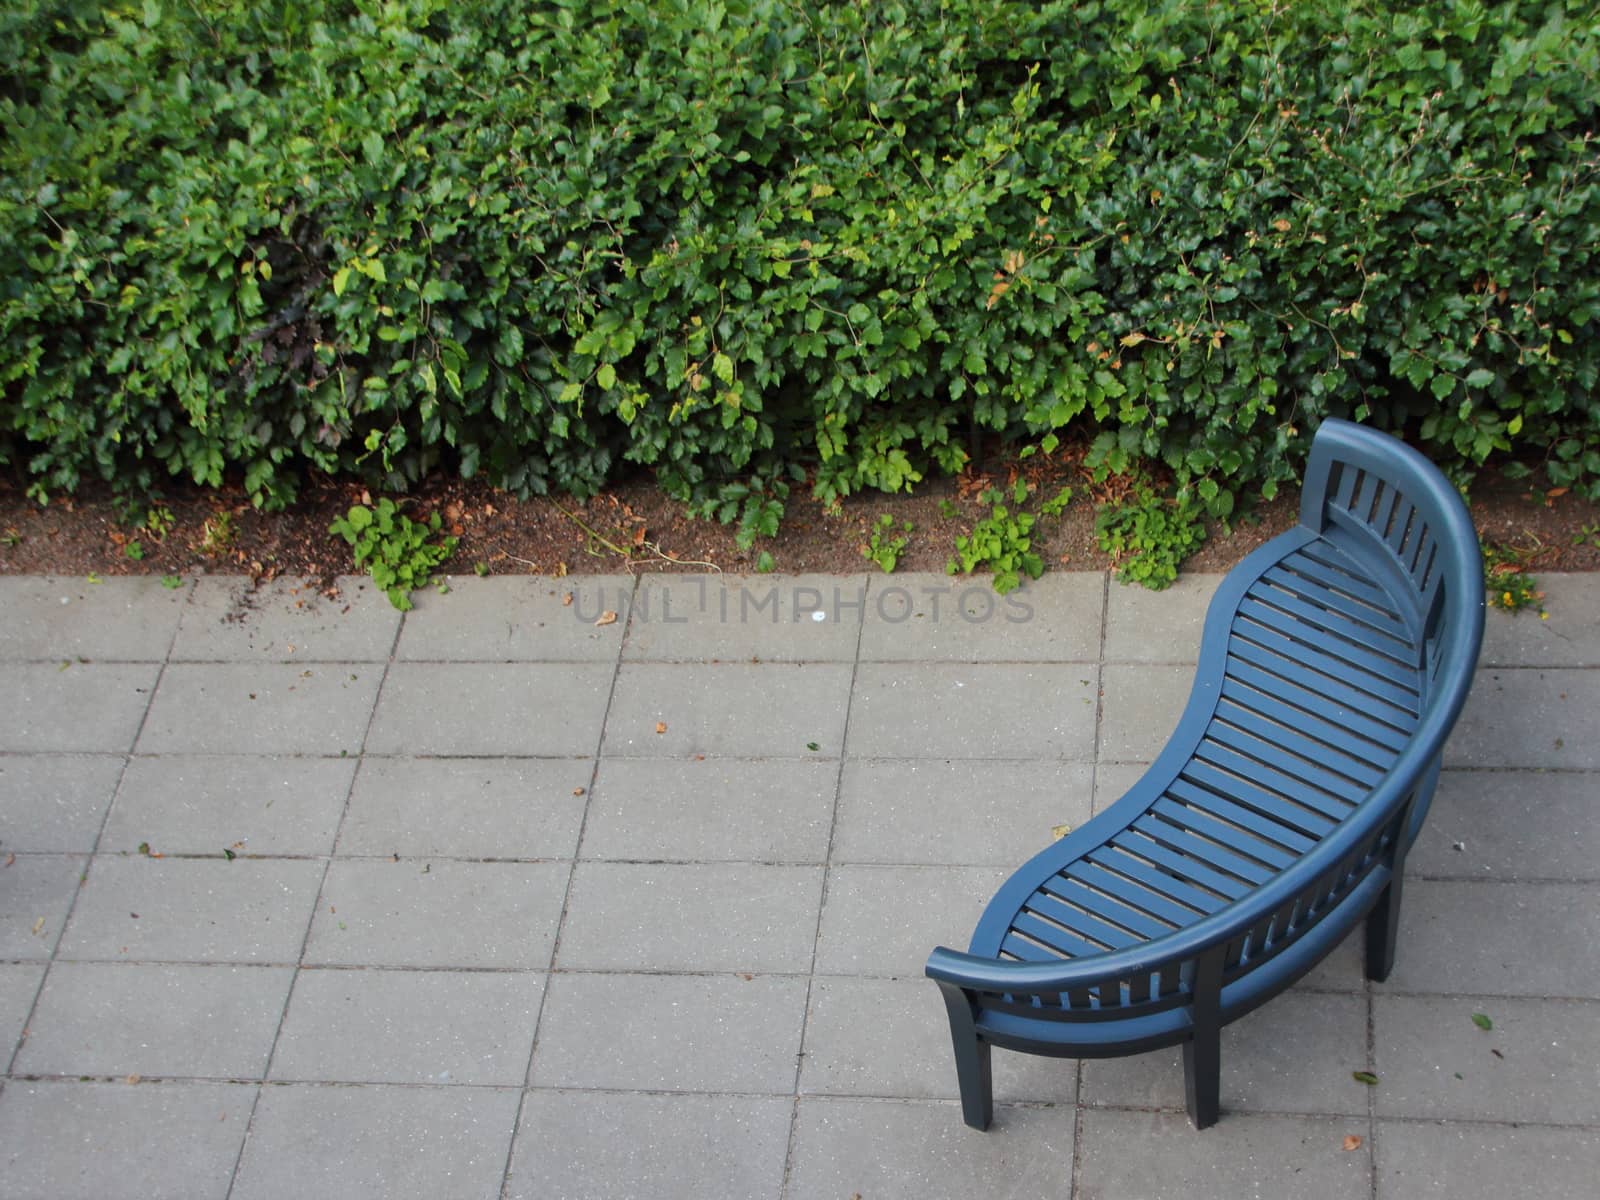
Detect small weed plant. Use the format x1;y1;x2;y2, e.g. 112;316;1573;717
1481;540;1546;617
329;498;458;611
1096;486;1207;590
948;481;1044;595
862;514;913;574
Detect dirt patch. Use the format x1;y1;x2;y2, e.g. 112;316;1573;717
1;442;1595;588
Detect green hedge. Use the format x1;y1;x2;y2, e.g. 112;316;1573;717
3;0;1597;535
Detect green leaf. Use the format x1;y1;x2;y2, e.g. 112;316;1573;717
1352;1071;1379;1086
1466;369;1495;389
712;353;735;386
596;363;617;390
332;267;352;297
1471;1012;1493;1031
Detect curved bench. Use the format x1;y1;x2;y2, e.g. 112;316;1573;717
925;419;1485;1130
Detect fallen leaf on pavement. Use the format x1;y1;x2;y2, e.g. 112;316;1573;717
594;610;617;626
655;722;667;734
1343;1135;1362;1151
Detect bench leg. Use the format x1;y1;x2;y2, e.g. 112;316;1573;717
935;983;994;1130
1365;871;1405;983
1183;1025;1221;1130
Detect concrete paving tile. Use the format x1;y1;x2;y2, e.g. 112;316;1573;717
1080;990;1370;1117
1445;668;1600;769
136;663;380;755
0;576;185;661
858;572;1103;662
1076;1109;1370;1200
0;962;45;1062
530;972;806;1093
1092;760;1150;815
624;573;866;662
270;968;542;1086
786;1096;1073;1200
581;757;835;863
0;1079;253;1200
1103;572;1222;662
396;575;632;661
103;755;355;858
507;1090;792;1200
59;857;324;964
556;862;822;973
832;759;1093;866
14;962;293;1079
0;663;158;752
0;754;124;852
1378;879;1600;998
602;663;853;758
1411;770;1600;881
1300;926;1368;992
1374;995;1600;1125
366;662;612;756
306;860;569;969
817;864;1010;976
1480;576;1600;667
846;663;1099;760
798;976;1078;1103
1097;662;1196;762
172;576;398;661
231;1082;520;1200
1376;1119;1600;1200
339;757;591;860
0;854;86;960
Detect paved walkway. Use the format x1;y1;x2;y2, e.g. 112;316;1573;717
0;569;1595;1198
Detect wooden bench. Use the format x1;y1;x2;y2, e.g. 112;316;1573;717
925;419;1485;1130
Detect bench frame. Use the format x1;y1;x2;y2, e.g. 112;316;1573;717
926;419;1485;1130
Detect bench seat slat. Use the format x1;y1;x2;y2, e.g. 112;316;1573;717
1023;891;1145;951
1162;778;1321;854
1222;656;1415;751
1178;754;1346;830
1037;874;1178;941
1262;562;1412;641
1243;584;1418;665
1149;797;1300;872
1278;546;1407;618
1063;861;1201;930
1099;838;1248;907
1227;624;1420;716
1006;915;1108;961
1206;714;1378;803
1213;696;1390;788
1083;848;1227;917
1234;597;1419;689
1127;817;1277;888
1191;741;1354;821
1218;676;1402;769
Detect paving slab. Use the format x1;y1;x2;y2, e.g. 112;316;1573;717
14;962;293;1079
366;662;612;756
269;968;542;1086
0;576;185;662
0;962;45;1065
847;663;1098;759
555;862;823;973
338;757;590;860
1445;667;1600;769
305;859;570;969
0;1079;253;1200
1378;879;1600;998
1075;1109;1371;1200
0;754;124;853
832;759;1092;866
602;663;853;758
1411;769;1600;881
817;864;1009;976
798;976;1078;1103
58;857;324;964
508;1090;792;1200
1080;990;1370;1117
786;1096;1073;1200
0;663;158;753
136;663;379;756
530;972;806;1093
231;1082;520;1200
171;576;398;661
581;757;836;863
1103;572;1222;662
396;575;631;661
857;571;1103;662
1097;662;1196;762
1373;994;1600;1125
103;755;356;858
1375;1119;1600;1200
624;573;866;662
0;854;87;960
1479;575;1600;666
